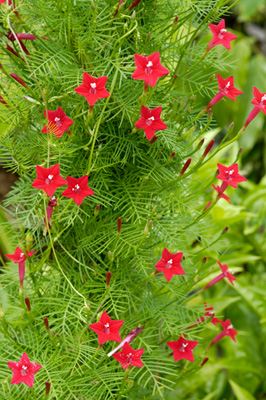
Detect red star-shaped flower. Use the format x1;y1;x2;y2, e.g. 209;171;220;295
206;75;243;110
220;319;238;341
217;74;243;100
212;184;231;203
209;319;238;347
203;260;236;291
89;311;124;344
217;163;246;189
112;342;144;370
8;352;42;387
208;19;237;50
251;87;266;115
42;107;73;138
155;248;185;282
243;87;266;129
167;336;198;362
32;164;67;197
132;52;169;87
6;247;35;292
135;106;167;140
74;73;110;106
62;175;94;206
218;261;236;285
6;247;35;264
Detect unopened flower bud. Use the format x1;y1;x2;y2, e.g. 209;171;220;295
169;151;175;160
108;251;114;261
44;317;50;331
10;73;30;90
189;94;196;102
201;139;215;159
25;297;31;312
148;220;152;230
158;151;162;156
131;10;136;20
179;158;191;176
207;108;213;121
26;232;33;251
117;217;122;235
146;32;151;42
150;135;158;144
222;226;229;234
45;381;51;395
94;204;100;216
173;16;178;26
209;74;216;81
197;138;205;149
202;256;207;264
201;357;209;366
106;271;111;287
91;0;96;9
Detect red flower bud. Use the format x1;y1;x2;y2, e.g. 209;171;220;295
202;256;207;264
10;73;30;90
150;135;158;144
200;357;209;366
113;0;124;17
117;217;122;234
25;297;31;312
202;139;215;159
0;95;9;107
45;381;51;395
197;138;205;149
169;151;175;160
173;16;178;26
180;158;191;176
94;204;100;216
106;271;111;287
44;317;50;331
222;226;229;234
6;45;24;61
128;0;141;10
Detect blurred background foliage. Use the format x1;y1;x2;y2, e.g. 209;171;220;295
0;0;265;399
175;1;266;399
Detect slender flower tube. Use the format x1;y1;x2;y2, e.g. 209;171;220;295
107;325;144;357
6;44;25;61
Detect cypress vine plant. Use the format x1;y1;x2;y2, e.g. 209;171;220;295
0;0;249;398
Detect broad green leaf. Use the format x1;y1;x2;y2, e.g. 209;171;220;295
229;380;256;400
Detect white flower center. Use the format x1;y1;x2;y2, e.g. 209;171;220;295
146;116;155;126
146;61;153;67
179;343;188;352
261;94;266;105
225;82;230;89
55;117;60;122
228;324;233;329
48;175;54;180
229;170;234;175
218;29;227;39
20;365;28;376
90;83;96;88
105;323;109;328
72;184;81;193
20;253;24;258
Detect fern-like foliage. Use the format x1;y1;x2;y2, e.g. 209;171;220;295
0;0;240;398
